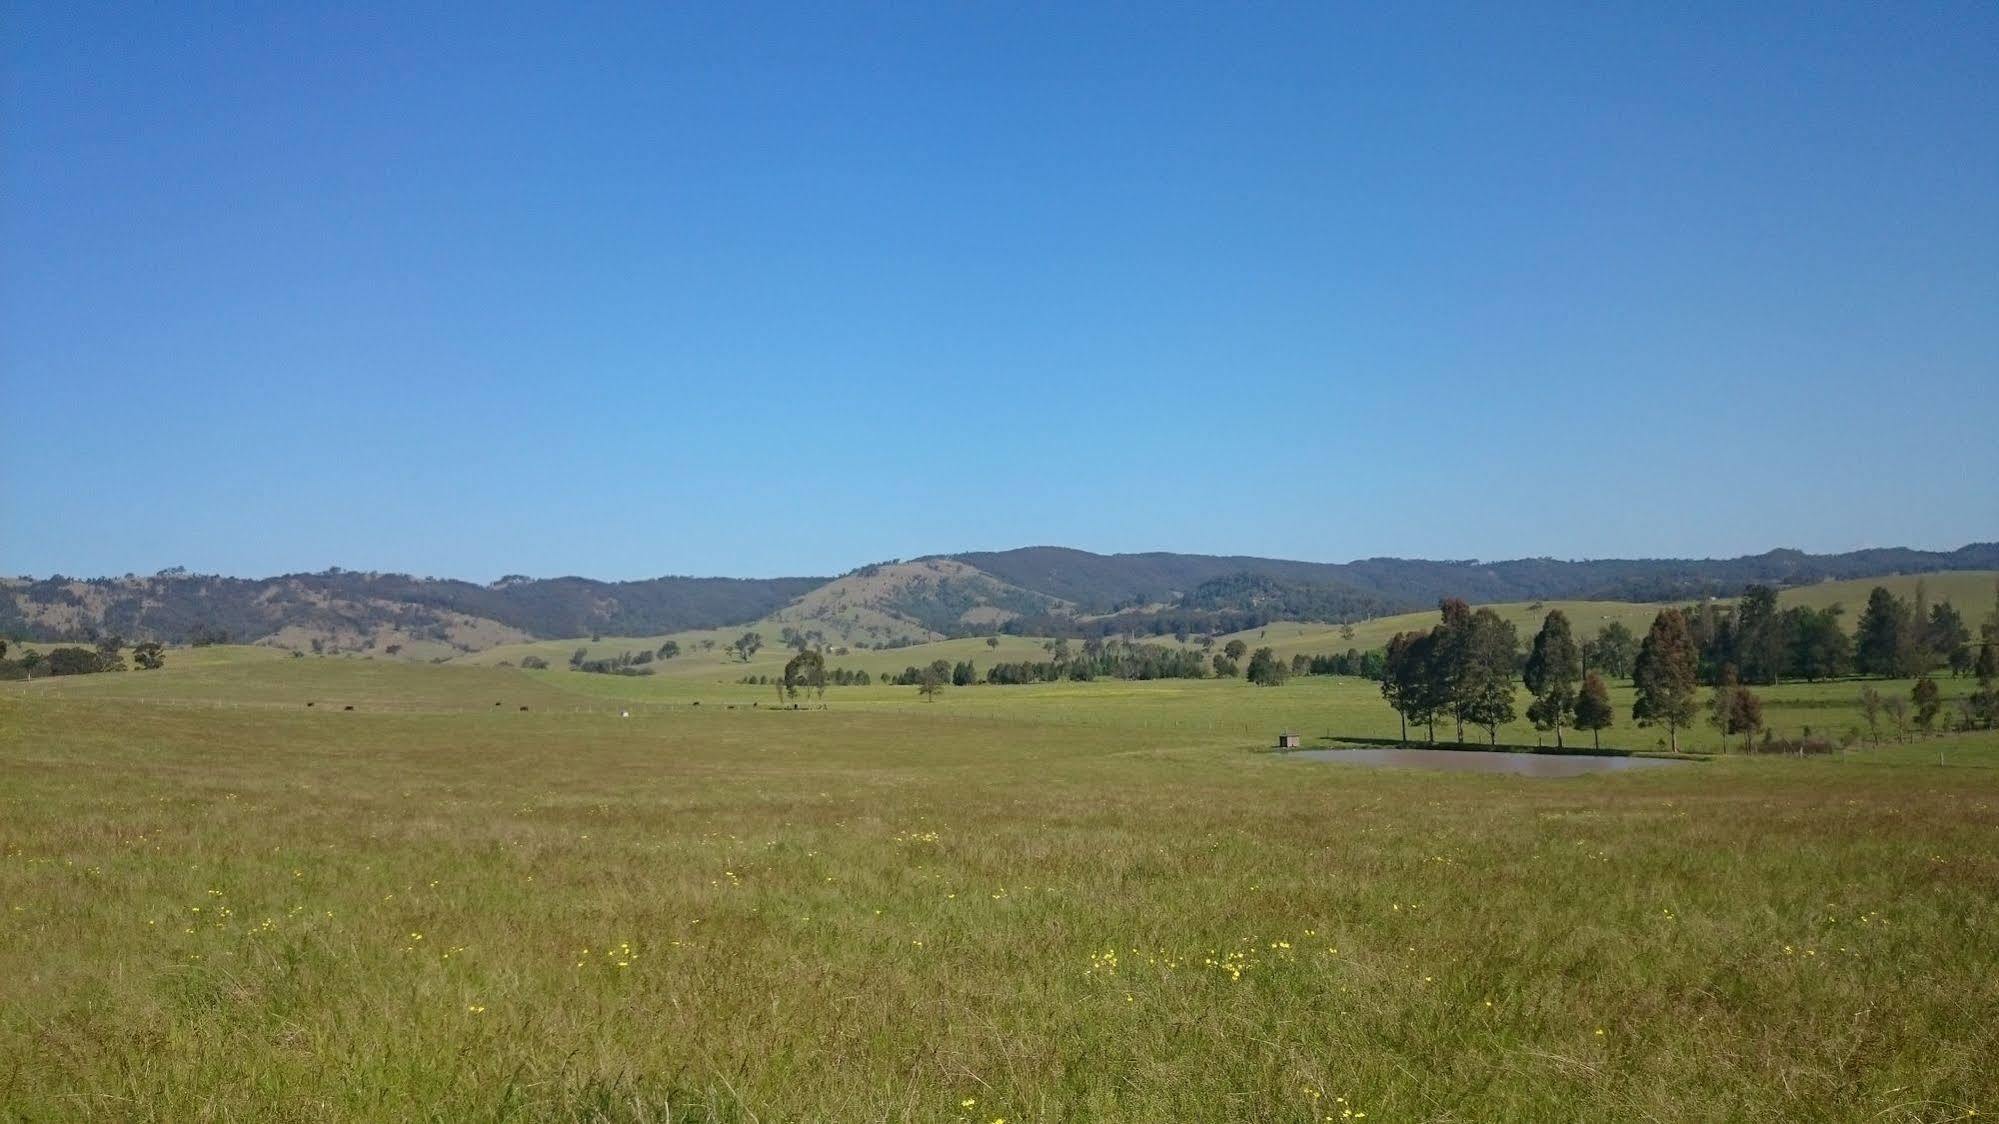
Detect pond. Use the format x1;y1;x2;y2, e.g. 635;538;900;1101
1286;747;1689;777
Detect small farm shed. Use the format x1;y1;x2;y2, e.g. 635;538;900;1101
1277;732;1302;749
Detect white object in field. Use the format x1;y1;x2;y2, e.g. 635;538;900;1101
620;710;630;719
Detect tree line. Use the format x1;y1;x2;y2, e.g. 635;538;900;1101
0;636;165;680
1380;583;1999;752
1675;582;1976;685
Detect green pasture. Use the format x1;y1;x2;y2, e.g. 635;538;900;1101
3;651;1996;1121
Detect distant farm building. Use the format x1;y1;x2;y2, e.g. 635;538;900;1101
1277;732;1302;749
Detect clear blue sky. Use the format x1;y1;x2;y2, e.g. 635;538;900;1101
5;3;1995;581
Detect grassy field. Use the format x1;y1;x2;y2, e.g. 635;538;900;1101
4;654;1998;1121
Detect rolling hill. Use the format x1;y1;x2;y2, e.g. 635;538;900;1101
5;543;1994;653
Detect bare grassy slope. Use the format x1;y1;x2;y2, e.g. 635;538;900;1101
755;559;1070;646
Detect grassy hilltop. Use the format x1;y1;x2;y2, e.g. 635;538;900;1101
4;645;1997;1120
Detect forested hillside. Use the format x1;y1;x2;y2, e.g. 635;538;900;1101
0;570;823;649
950;544;1999;615
6;543;1995;650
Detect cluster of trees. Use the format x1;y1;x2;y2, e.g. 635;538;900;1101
890;659;961;688
876;659;951;699
1288;649;1389;680
1381;582;1999;752
1944;586;1999;732
1244;647;1288;687
567;648;655;676
981;638;1387;688
1671;583;1978;686
741;665;874;688
1851;585;1976;678
1856;630;1999;739
998;604;1367;646
983;637;1216;685
0;636;164;680
778;626;825;652
1379;600;1550;747
1375;601;1722;752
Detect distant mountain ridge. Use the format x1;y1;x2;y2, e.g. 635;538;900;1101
945;544;1999;613
5;542;1995;651
0;570;824;653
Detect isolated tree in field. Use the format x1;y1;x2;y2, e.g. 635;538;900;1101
1858;686;1884;745
1523;609;1582;747
1573;671;1614;750
1854;587;1915;677
1883;695;1910;741
1581;621;1638;680
95;635;126;671
731;632;764;662
519;655;549;669
1457;609;1519;747
1731;681;1764;752
1340;622;1356;643
1706;667;1764;752
132;641;166;670
986;636;1000;649
657;640;680;660
1245;646;1288;687
1632;609;1699;752
917;664;945;701
570;647;587;669
783;648;826;700
1911;675;1941;733
1223;639;1247;662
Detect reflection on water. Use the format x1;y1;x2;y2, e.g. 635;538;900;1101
1287;747;1688;777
